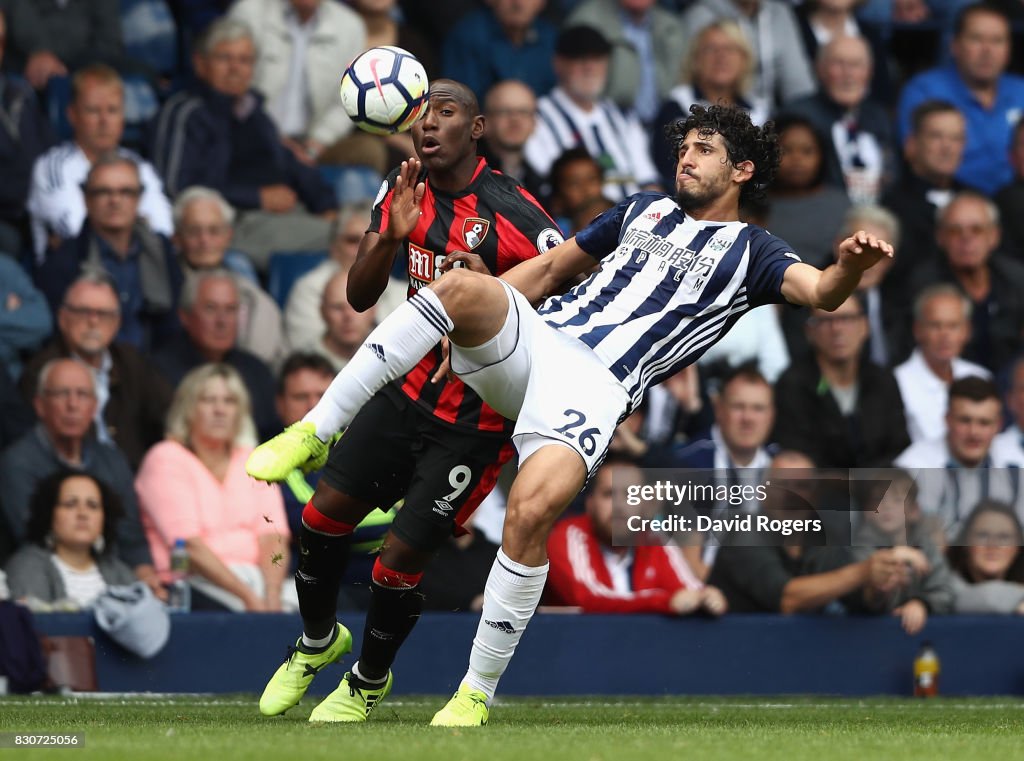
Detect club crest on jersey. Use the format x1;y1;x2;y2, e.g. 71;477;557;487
706;235;734;254
461;218;490;250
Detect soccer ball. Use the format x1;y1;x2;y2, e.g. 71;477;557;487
339;46;428;136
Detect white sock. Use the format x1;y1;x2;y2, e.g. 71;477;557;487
303;289;453;437
463;548;548;702
352;661;388;685
301;628;334;650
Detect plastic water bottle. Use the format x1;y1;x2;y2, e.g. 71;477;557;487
913;641;940;697
167;539;191;613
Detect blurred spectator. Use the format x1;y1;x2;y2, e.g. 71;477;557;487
18;272;173;471
565;0;687;124
149;17;336;269
633;365;710;460
710;451;908;613
228;0;370;166
397;0;477;58
895;376;1019;538
0;8;54;256
525;25;659;202
915;191;1024;373
570;195;615;236
173;187;286;367
897;2;1024;195
546;458;725;615
545;148;605;236
27;65;173;260
351;0;437;78
895;285;990;444
284;202;405;348
881;100;966;297
479;80;544;198
151;269;279;440
0;254;51;382
0;366;33;454
680;0;816;108
33;154;183;352
780;35;895;205
652;20;769;189
2;0;122;89
311;270;376;372
994;117;1024;260
135;363;293;612
947;500;1024;613
765;114;851;270
697;307;790;386
851;470;954;634
774;295;910;468
168;0;233;38
992;356;1024;465
440;0;557;102
0;358;155;585
5;470;136;610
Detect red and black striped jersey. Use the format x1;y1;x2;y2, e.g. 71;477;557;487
369;156;563;434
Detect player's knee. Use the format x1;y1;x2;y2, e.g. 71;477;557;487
430;268;489;313
372;556;424;589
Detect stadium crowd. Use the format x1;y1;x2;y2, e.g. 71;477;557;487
1;0;1024;628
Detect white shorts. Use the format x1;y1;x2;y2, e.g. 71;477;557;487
450;281;630;475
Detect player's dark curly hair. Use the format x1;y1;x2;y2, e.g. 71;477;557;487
664;104;779;205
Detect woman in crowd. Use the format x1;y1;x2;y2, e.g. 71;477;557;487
652;20;769;187
6;470;134;610
136;364;293;612
947;500;1024;614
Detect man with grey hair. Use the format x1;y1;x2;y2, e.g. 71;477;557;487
895;284;990;443
18;271;172;470
0;358;160;596
34;153;183;352
912;190;1024;372
172;186;286;366
151;269;279;439
149;16;337;270
284;202;405;349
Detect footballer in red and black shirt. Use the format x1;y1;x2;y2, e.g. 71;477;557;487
264;80;562;716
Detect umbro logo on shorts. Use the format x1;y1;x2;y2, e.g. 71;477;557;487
485;619;515;634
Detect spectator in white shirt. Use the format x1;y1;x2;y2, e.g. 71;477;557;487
27;64;172;262
992;356;1024;466
895;284;990;443
524;25;659;202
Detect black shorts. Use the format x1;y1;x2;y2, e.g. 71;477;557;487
322;386;514;553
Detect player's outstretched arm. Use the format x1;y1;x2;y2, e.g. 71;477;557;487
780;230;894;311
500;236;597;305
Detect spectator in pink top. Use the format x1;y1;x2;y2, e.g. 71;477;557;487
135;363;293;611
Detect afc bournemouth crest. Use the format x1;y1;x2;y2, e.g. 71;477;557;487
462;218;490;250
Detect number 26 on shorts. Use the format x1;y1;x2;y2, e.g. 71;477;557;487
553;409;601;456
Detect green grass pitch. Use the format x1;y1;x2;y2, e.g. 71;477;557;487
2;695;1023;761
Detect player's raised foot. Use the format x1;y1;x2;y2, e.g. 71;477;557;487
429;684;489;727
308;670;393;723
259;623;352;716
246;421;328;481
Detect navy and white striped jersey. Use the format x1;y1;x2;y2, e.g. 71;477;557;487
538;192;801;409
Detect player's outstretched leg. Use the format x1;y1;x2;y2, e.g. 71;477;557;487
260;492;371;716
309;540;429;722
431;446;587;727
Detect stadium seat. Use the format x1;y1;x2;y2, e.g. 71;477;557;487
266;251;328;308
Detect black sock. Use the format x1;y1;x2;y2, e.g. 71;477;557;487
356;582;423;680
295;523;352;641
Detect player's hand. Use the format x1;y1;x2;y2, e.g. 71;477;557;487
431;337;454;384
441;251;489;274
894;599;928;635
700;586;728;617
260;184;298;213
889;545;931;577
384;158;426;242
837;229;893;273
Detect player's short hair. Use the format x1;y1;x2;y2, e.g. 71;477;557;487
910;99;962;136
948;500;1024;582
25;470;124;553
276;352;337;396
938;189;1000;228
166;363;256;447
912;283;971;322
841;204;901;250
681;20;754;94
948;376;1001;407
36;357;96;399
173;186;236;230
428;79;480;118
953;1;1010;37
71;63;123;103
179;268;237;313
196;16;255;57
665;104;780;205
